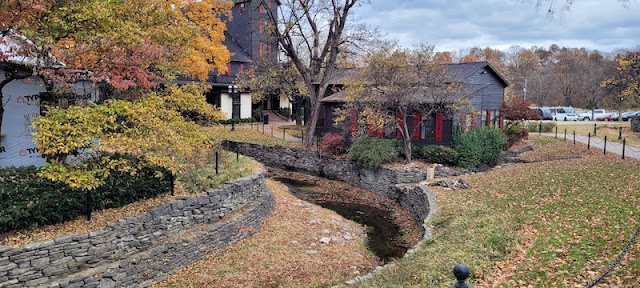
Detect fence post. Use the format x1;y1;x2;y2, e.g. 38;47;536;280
604;135;607;155
623;138;626;160
236;144;240;162
271;126;274;137
215;151;219;175
283;128;286;140
573;131;576;145
231;121;235;131
619;127;623;140
263;123;265;134
588;133;591;150
86;190;93;221
594;123;597;136
539;122;542;136
451;264;473;288
555;126;558;138
564;129;567;141
301;130;304;143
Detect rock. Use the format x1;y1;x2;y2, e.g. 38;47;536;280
322;229;330;234
308;220;317;224
344;234;353;240
305;250;318;255
319;237;331;245
430;178;471;190
330;236;345;245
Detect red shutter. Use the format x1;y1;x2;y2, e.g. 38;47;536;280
460;113;467;131
486;109;491;128
259;42;263;57
239;64;244;74
397;112;404;139
368;124;375;137
471;115;477;130
377;127;384;138
412;113;421;140
259;19;263;33
435;113;444;142
499;115;504;129
350;110;357;136
267;44;272;55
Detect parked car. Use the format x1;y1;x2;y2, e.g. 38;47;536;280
622;111;640;121
577;111;592;121
610;111;619;121
553;107;578;121
540;108;553;120
581;109;612;121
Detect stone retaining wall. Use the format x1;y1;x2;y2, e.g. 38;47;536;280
0;168;274;288
632;117;640;133
223;141;431;229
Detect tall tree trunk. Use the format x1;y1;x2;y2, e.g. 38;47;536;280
401;110;412;163
0;77;14;138
304;99;321;148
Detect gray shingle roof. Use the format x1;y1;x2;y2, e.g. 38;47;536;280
224;34;252;63
444;61;509;86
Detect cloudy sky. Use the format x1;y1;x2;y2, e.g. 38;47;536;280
353;0;639;53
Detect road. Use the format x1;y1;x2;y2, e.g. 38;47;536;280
531;120;631;126
541;133;640;160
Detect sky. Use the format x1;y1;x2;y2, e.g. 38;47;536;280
353;0;640;53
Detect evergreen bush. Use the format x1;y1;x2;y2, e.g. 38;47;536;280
453;128;507;169
421;145;459;166
348;137;401;170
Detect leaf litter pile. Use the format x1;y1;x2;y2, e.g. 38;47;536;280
359;135;639;287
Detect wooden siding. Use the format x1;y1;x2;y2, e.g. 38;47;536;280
468;66;506;111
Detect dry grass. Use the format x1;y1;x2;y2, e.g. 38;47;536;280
156;179;377;288
207;126;300;148
556;123;640;147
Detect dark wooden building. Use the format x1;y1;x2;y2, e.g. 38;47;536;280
316;62;509;148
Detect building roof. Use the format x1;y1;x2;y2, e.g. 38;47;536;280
313;68;355;85
0;31;64;68
444;61;509;87
319;90;348;103
225;34;253;63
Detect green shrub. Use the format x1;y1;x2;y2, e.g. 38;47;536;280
0;154;172;233
526;122;556;133
421;145;459;166
278;107;291;118
348;137;401;170
216;117;257;125
453;128;507;169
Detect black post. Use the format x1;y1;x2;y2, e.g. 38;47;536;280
604;135;607;155
170;174;175;196
555;126;558;138
86;190;92;221
301;130;304;143
271;126;274;137
215;151;219;175
594;123;597;136
623;138;626;160
263;123;265;134
619;127;622;140
451;264;473;288
564;129;567;141
283;128;286;140
539;122;542;135
588;132;591;150
573;131;576;144
236;145;240;162
231;121;235;131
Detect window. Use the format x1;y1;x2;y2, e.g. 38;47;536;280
481;110;487;128
259;42;263;57
227;63;232;75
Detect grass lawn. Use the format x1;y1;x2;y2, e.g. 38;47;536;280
207;126;300;148
549;122;640;147
277;124;305;139
358;136;640;287
156;180;377;288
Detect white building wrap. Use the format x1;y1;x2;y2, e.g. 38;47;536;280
0;72;47;168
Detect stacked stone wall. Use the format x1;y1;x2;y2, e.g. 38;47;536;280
632;117;640;133
222;141;431;230
0;168;274;288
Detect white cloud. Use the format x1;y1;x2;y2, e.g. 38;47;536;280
354;0;640;52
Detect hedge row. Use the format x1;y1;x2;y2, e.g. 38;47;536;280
453;128;507;169
0;155;172;233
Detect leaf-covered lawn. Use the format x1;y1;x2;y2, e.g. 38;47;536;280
359;136;640;287
553;122;640;147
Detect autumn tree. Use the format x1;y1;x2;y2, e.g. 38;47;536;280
237;59;307;125
500;97;539;129
344;44;463;162
602;51;640;120
260;0;369;148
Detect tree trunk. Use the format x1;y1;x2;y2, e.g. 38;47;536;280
304;100;321;148
401;111;412;163
294;97;302;126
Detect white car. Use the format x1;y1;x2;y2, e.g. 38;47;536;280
553;107;578;121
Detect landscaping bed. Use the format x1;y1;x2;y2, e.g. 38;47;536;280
0;151;258;247
357;136;640;287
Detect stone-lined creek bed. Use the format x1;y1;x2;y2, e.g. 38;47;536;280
268;168;422;263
